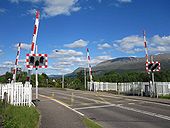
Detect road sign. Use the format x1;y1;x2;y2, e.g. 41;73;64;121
26;54;48;68
146;61;160;72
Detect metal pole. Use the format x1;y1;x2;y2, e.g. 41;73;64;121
150;55;157;98
62;74;64;88
84;67;86;90
35;45;38;100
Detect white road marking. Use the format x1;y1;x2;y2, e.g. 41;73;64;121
128;103;135;105
40;90;108;104
117;104;123;106
39;89;170;121
75;103;170;121
117;105;170;121
99;94;170;107
39;94;84;117
74;104;116;110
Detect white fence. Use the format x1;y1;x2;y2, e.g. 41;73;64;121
0;82;32;106
88;82;170;96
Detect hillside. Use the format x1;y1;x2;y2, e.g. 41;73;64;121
72;53;170;75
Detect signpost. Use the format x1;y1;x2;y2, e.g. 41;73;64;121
26;53;48;100
143;31;161;98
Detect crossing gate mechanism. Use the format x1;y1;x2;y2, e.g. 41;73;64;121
146;61;160;72
26;54;48;68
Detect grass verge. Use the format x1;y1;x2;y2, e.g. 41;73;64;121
0;101;39;128
83;117;102;128
159;94;170;99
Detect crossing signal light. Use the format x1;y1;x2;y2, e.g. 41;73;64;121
39;56;45;65
146;61;160;72
148;63;153;70
35;60;39;66
30;56;35;65
26;54;48;68
151;63;159;71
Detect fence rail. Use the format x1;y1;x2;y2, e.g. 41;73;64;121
88;82;170;96
0;82;32;106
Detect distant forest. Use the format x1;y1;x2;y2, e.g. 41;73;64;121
0;70;170;90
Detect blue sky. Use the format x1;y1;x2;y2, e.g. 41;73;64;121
0;0;170;75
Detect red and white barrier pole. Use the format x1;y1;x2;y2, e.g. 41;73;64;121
86;48;93;82
12;43;21;82
143;31;151;73
143;31;149;63
27;10;40;82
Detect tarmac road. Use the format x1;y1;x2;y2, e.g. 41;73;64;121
34;88;170;128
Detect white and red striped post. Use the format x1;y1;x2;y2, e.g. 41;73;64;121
143;31;149;63
27;10;40;82
12;43;21;82
143;31;151;74
86;48;93;83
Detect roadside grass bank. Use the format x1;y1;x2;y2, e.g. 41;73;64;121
0;101;39;128
159;94;170;99
83;117;102;128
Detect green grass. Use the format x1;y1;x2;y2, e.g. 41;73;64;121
0;101;39;128
83;117;102;128
159;94;170;99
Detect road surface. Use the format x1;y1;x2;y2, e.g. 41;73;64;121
35;88;170;128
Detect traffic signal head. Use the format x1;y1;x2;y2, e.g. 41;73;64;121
151;63;159;71
39;56;45;65
30;56;35;65
146;61;160;72
35;60;39;66
148;63;153;69
26;54;48;68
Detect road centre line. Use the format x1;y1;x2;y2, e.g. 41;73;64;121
39;94;84;117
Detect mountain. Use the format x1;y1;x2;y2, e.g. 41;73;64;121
73;53;170;75
49;53;170;78
48;75;62;78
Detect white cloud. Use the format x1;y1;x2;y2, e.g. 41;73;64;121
9;0;41;3
3;61;14;66
15;43;31;50
64;39;88;48
91;55;113;65
59;56;85;63
0;61;14;75
117;0;132;3
48;66;63;70
113;35;144;54
42;0;80;17
27;9;36;15
97;43;112;50
55;49;82;56
113;35;170;54
57;61;73;66
18;59;26;63
9;0;81;17
0;8;6;13
49;49;83;58
48;65;73;75
0;49;3;54
149;35;170;53
151;35;170;46
98;0;102;3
